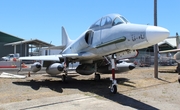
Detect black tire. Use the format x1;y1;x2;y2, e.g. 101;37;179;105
178;76;180;84
176;64;180;74
95;74;100;81
62;74;66;82
110;85;117;94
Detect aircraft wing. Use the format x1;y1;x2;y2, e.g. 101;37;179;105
19;52;96;61
159;49;180;53
19;54;79;61
48;45;66;50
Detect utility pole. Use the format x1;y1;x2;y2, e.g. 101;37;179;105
154;0;158;78
176;32;179;49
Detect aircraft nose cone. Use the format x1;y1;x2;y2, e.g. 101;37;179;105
146;26;169;45
129;64;135;70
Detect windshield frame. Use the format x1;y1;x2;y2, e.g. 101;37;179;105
119;15;129;23
112;16;130;26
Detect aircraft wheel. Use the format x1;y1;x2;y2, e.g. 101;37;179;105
95;73;100;81
62;74;66;82
110;85;117;94
178;76;180;84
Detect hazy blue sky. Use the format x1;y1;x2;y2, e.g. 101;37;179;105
0;0;179;46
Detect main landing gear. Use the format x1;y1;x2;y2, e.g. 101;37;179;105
94;63;101;81
95;73;100;81
178;71;180;84
176;64;180;84
62;61;68;82
62;74;67;82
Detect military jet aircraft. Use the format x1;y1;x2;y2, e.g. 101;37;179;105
19;13;169;93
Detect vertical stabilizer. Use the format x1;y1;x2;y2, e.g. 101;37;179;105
62;26;72;47
176;32;180;49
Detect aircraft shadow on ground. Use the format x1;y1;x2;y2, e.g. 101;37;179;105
12;77;158;110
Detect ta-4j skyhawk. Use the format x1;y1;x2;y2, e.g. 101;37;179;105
20;13;169;93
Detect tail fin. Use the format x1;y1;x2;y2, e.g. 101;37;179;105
62;26;72;47
176;32;180;49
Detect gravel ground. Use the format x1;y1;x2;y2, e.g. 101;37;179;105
0;66;180;110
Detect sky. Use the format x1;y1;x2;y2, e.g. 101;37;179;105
0;0;179;46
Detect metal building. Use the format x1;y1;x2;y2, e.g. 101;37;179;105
0;31;53;58
0;31;24;58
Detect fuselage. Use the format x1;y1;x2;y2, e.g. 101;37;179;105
62;14;169;62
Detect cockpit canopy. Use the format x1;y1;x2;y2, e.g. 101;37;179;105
90;14;129;29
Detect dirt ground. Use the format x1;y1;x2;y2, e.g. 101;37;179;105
0;65;179;109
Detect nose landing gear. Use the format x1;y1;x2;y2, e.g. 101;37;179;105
110;78;117;94
109;54;117;94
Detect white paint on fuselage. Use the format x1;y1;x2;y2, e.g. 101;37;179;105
61;14;169;63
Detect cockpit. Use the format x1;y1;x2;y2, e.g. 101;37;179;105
90;14;129;29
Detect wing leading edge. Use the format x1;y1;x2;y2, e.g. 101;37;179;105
19;54;79;61
19;52;96;61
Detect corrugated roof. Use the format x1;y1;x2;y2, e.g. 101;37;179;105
158;37;177;48
4;39;54;47
0;31;24;43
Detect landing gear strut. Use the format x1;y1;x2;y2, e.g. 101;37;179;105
62;59;68;82
176;63;180;84
94;63;101;81
62;69;68;82
109;54;117;94
62;74;67;82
